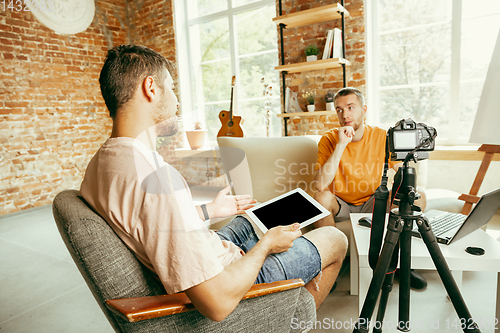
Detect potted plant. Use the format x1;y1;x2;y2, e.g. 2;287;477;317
185;121;207;150
304;45;319;62
304;91;316;112
325;90;335;111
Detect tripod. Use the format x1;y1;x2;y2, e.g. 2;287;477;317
353;159;481;333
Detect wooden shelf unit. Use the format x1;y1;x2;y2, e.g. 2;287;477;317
272;3;349;29
275;1;349;135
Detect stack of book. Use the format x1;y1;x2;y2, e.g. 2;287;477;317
322;28;343;60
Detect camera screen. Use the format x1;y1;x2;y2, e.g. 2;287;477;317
394;131;417;149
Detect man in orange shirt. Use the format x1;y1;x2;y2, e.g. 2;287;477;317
313;87;427;289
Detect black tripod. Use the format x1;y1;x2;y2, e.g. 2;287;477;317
353;158;481;333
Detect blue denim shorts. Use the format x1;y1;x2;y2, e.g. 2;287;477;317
217;216;322;285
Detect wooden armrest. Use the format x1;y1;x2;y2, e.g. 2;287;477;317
105;278;305;323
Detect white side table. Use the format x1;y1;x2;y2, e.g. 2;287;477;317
349;213;500;326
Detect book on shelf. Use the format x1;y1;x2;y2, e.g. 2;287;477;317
332;28;343;59
322;28;343;60
322;29;334;60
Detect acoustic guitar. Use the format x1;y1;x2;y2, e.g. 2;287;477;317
217;76;244;138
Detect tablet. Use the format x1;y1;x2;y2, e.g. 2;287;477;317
245;188;330;234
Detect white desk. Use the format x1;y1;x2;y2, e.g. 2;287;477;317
349;213;500;323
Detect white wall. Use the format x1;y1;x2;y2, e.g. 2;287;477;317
427;160;500;195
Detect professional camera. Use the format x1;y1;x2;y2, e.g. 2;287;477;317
387;118;437;161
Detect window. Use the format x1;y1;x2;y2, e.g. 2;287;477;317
367;0;500;144
174;0;280;144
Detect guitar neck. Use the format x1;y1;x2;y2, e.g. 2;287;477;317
229;76;235;122
229;87;234;121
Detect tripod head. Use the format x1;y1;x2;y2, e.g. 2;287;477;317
391;153;422;215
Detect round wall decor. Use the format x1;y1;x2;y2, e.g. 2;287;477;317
26;0;95;35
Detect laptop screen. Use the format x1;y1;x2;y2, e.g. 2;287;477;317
451;188;500;243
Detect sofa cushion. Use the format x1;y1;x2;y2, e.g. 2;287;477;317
218;136;321;203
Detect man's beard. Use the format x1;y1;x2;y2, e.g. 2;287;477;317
351;113;364;131
154;99;179;137
155;116;178;137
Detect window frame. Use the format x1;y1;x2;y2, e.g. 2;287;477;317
366;0;498;146
174;0;278;142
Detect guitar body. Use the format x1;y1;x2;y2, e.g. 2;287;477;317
217;110;244;137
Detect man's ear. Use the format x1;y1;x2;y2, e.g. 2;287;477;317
142;76;156;102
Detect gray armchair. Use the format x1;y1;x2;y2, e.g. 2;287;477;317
52;190;316;332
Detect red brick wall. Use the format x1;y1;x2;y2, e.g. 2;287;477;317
0;1;128;214
277;0;365;136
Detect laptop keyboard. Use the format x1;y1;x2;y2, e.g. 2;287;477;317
413;213;466;236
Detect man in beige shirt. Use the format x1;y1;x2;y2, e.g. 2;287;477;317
81;44;348;322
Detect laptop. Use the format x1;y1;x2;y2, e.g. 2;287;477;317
245;188;330;234
412;188;500;245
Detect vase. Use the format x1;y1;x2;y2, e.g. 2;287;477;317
307;104;315;112
306;55;317;62
185;130;207;150
326;102;334;111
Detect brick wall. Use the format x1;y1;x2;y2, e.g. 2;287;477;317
0;1;128;215
277;0;365;136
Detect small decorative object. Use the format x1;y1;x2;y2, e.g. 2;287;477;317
262;76;277;137
304;91;316;112
285;87;303;113
305;45;319;62
185;121;207;150
325;90;335;111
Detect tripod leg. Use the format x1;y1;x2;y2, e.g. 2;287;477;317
416;216;481;333
398;223;413;332
353;215;404;333
373;272;395;333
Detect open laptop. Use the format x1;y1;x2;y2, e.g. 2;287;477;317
412;188;500;245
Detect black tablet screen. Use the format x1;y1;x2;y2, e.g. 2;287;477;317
251;192;322;229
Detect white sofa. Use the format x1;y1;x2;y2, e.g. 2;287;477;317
216;135;464;237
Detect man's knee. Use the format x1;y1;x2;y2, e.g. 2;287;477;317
329;226;348;256
304;226;348;268
314;190;333;206
314;190;339;212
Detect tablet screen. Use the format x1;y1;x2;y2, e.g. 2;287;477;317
251;191;322;229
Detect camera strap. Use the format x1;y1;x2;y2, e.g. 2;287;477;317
368;135;400;273
368;135;390;270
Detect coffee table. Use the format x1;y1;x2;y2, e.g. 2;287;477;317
349;213;500;325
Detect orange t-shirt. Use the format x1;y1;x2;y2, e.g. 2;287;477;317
315;125;398;206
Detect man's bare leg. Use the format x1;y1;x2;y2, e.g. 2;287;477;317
303;226;348;309
314;190;339;228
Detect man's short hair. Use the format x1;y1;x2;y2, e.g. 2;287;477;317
99;44;175;119
334;87;366;107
